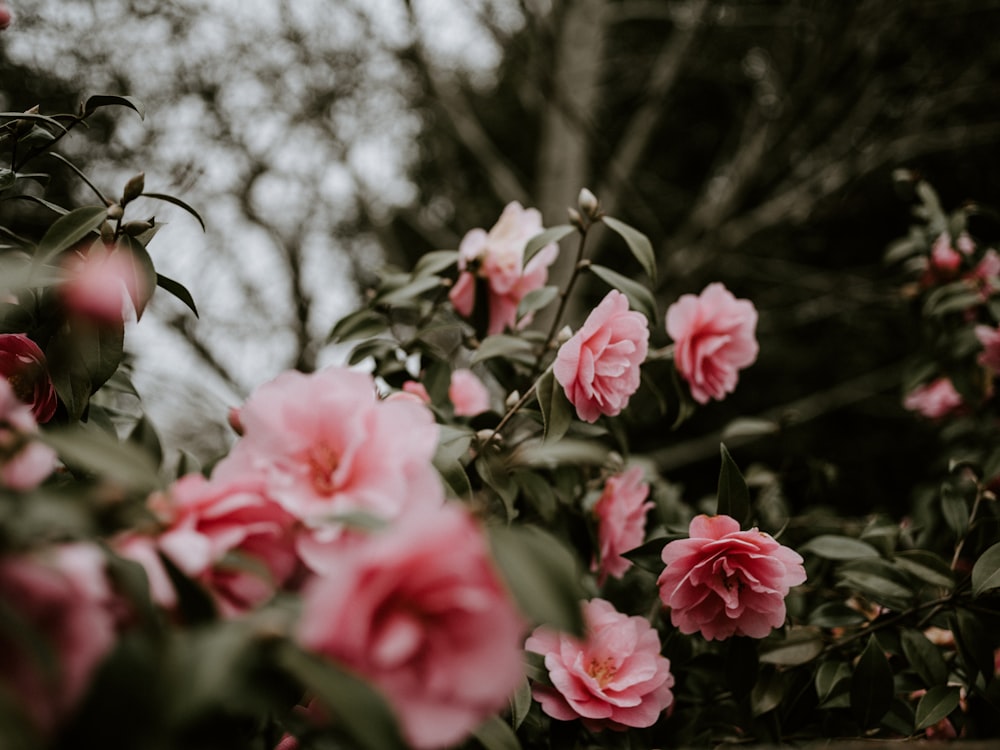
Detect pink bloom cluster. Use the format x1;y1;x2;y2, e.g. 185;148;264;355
0;378;56;490
665;283;758;404
449;202;558;335
903;377;963;419
657;515;806;640
0;333;58;423
554;290;649;423
592;466;652;584
525;598;674;731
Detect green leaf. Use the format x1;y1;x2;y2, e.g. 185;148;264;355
509;679;532;731
118;236;158;320
8;193;70;216
0;111;69;133
972;541;1000;596
900;628;948;687
476;453;518;521
0;167;14;191
851;635;894;729
800;535;880;561
720;417;779;440
472;715;521;750
915;685;961;731
602;215;656;281
516;285;559;321
837;559;914;609
523;225;574;267
45;319;125;421
535;369;572;442
40;426;161;493
489;525;586;636
808;602;867;628
750;666;784;717
587;263;657;320
759;626;825;666
471;334;536;365
36;205;108;262
83;94;146;120
155;273;199;317
952;608;994;684
815;661;851;708
716;443;750;527
374;275;444;307
940;482;970;538
329;308;387;343
412;249;458;278
278;645;407;750
140;191;205;231
622;535;681;575
509;438;609;469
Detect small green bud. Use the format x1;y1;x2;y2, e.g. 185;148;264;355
578;187;600;218
122;219;153;236
122;172;145;205
99;221;115;244
568;207;586;229
106;204;124;221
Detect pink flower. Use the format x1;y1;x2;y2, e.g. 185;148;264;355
0;333;58;422
665;283;759;404
146;473;300;615
111;533;178;610
0;543;116;732
976;325;1000;374
554;290;649;423
0;378;57;490
449;202;559;335
592;466;652;584
967;249;1000;299
449;368;490;416
930;233;962;274
401;380;431;403
60;244;148;324
213;367;444;570
0;4;11;31
297;503;525;750
524;598;674;731
657;515;806;641
903;377;963;419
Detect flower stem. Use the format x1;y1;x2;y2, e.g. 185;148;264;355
536;224;591;373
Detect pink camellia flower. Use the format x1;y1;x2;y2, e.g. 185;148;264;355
592;466;652;585
449;368;490;416
0;333;58;422
967;249;1000;299
0;543;116;732
449;202;559;335
111;532;178;611
525;598;674;731
554;290;649;423
145;473;299;616
401;380;431;403
0;4;11;31
0;378;57;490
976;325;1000;374
60;244;148;324
903;377;963;419
665;282;759;405
297;502;525;750
214;366;443;571
657;515;806;641
930;233;962;274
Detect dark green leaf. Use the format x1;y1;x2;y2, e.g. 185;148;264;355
470;334;536;365
329;308;387;343
374;275;444;306
412;249;458;278
851;636;894;729
750;666;784;717
83;94;146;120
940;482;970;538
759;626;825;666
8;193;70;216
509;438;608;469
535;369;572;442
36;205;108;262
158;552;217;625
972;540;1000;596
808;602;867;628
716;443;750;527
140;191;205;231
0;167;14;191
815;661;851;707
523;225;574;267
0;111;69;132
41;426;161;493
118;236;158;320
837;559;915;609
127;416;163;471
952;608;994;684
509;679;532;731
900;628;948;687
915;685;961;731
800;535;880;561
516;285;558;321
47;153;108;204
587;263;657;320
602;215;656;281
155;273;199;317
472;715;521;750
476;453;518;521
622;535;681;575
894;550;955;590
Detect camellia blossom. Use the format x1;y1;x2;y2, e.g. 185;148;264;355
0;378;57;490
592;466;652;584
60;244;148;325
976;324;1000;374
554;290;649;423
524;598;674;731
0;4;11;31
665;283;758;404
448;202;558;335
0;333;58;423
657;515;806;640
0;543;116;732
903;377;963;419
297;503;525;750
449;368;490;416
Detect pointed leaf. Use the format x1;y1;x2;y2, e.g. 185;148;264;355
800;535;880;561
83;94;146;120
815;661;851;707
36;205;108;262
40;426;161;493
851;636;894;729
587;264;656;320
523;225;574;267
894;550;955;591
759;626;824;666
516;285;559;321
472;715;521;750
717;443;750;527
140;192;205;231
751;667;785;716
535;368;572;442
900;628;948;687
971;541;1000;596
915;685;961;731
155;273;199;317
412;249;458;278
603;215;656;281
373;274;444;306
118;236;158;320
470;334;536;365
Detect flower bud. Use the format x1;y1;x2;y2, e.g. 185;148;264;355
99;221;115;244
15;106;39;137
106;204;124;221
121;172;145;206
122;219;153;236
567;207;585;229
577;187;600;218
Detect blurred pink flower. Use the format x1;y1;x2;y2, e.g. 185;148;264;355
967;249;1000;299
666;283;758;404
147;473;300;616
213;367;443;571
976;324;1000;374
930;233;962;274
0;378;57;490
592;466;652;584
111;532;178;610
524;598;674;731
449;368;490;416
0;543;116;732
0;4;11;30
401;380;431;403
297;503;525;750
449;202;558;335
0;333;58;423
60;245;147;324
554;290;649;423
657;515;806;641
903;377;963;419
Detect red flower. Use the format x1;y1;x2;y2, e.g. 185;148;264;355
0;333;58;423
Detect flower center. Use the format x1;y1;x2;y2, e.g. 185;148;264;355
587;656;617;688
308;443;340;496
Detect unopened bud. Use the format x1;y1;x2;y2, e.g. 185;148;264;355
122;219;153;236
504;390;521;409
555;325;573;345
99;221;115;244
227;406;244;435
568;207;585;229
106;204;124;221
15;105;39;137
121;172;145;205
578;188;600;218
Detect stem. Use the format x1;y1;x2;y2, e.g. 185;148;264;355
535;223;592;373
823;595;954;655
476;381;538;455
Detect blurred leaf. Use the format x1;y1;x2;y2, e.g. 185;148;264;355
759;626;824;666
513;469;558;521
329;309;387;343
127;415;163;471
47;153;108;204
0;111;69;132
914;685;961;731
489;525;586;636
922;282;981;317
471;334;536;365
158;552;217;626
800;535;880;561
900;628;948;687
750;666;784;717
83;94;146;120
720;417;779;440
516;285;558;321
140;192;206;231
940;482;970;538
8;193;69;216
277;645;407;750
118;236;158;320
837;559;914;609
894;550;955;591
523;225;574;266
156;273;199;317
535;369;572;443
602;216;656;282
472;715;521;750
952;608;994;684
41;426;161;493
476;452;518;521
347;338;395;366
851;636;894;729
815;661;851;708
808;602;867;628
509;438;608;469
509;679;532;731
36;204;107;262
622;535;682;575
0;167;14;191
716;443;750;528
47;318;125;420
374;275;444;306
587;264;656;320
412;249;458;277
972;541;1000;596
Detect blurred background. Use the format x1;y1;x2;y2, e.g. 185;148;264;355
2;0;999;515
